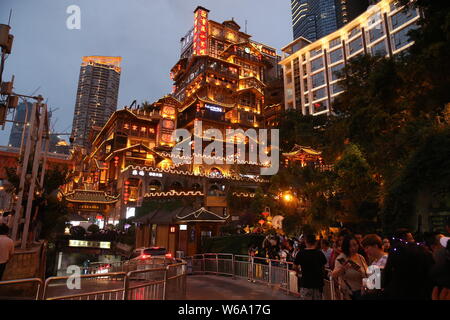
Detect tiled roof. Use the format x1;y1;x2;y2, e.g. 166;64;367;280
64;190;119;204
176;207;229;223
135;207;229;225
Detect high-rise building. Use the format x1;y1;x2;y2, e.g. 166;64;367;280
282;0;420;115
71;56;122;149
292;0;369;41
8;102;31;148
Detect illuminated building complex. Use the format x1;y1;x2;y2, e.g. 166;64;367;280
281;0;420;115
64;7;282;255
172;6;281;136
71;56;122;150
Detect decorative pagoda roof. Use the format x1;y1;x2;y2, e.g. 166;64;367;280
282;145;322;158
135;206;229;225
104;143;166;162
64;190;119;204
176;207;229;223
179;95;236;113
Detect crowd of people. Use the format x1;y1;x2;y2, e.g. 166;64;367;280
249;223;450;300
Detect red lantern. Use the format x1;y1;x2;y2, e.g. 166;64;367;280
262;211;270;217
258;219;265;226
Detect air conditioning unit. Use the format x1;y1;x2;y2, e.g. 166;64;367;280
0;24;10;48
0;81;13;95
7;95;18;109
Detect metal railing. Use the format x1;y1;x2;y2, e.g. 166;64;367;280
0;260;187;300
187;253;340;300
81;257;172;275
0;278;44;300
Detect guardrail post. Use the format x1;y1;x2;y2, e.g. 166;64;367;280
250;256;254;282
216;254;219;275
286;263;290;293
268;259;272;285
162;268;168;300
124;273;130;300
231;254;235;279
202;254;205;275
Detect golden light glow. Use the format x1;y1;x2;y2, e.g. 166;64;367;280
82;56;122;72
283;193;293;202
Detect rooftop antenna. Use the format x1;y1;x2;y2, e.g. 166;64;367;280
8;9;12;26
29;86;41;97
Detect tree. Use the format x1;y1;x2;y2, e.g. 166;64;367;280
382;128;450;233
333;144;380;224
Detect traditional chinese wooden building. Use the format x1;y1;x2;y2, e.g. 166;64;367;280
63;189;119;224
135;207;228;256
63;7;283;255
172;6;282;135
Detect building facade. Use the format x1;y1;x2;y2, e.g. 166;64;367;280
64;7;281;255
71;56;122;150
172;6;281;136
8;102;31;148
292;0;369;42
282;0;420;115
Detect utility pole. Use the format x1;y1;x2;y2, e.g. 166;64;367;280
21;101;47;249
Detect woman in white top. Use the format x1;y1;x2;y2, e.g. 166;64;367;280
332;235;368;300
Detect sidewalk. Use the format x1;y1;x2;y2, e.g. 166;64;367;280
186;275;297;300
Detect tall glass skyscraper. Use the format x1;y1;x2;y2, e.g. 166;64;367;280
71;56;122;149
292;0;369;41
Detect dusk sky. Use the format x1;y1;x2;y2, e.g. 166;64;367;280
0;0;292;145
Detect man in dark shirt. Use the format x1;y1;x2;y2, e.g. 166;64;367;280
294;234;327;300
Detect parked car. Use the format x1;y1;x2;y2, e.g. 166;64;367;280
128;247;173;262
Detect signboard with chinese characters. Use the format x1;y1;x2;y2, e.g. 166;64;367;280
205;104;223;113
69;240;111;249
193;8;209;56
181;27;194;54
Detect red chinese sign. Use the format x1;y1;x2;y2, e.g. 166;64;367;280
193;8;208;55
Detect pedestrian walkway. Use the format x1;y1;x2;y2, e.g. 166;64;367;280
186;275;297;300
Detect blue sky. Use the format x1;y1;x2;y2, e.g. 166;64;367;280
0;0;292;145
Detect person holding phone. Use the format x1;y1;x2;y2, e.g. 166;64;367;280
331;235;368;300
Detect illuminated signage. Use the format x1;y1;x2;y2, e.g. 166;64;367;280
193;9;209;56
162;119;175;130
149;172;163;178
205;104;223;113
180;224;188;231
69;240;111;249
126;207;135;219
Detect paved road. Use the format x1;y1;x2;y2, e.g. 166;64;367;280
1;275;297;300
186;275;297;300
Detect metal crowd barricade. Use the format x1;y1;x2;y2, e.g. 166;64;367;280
43;272;127;300
125;267;167;300
165;262;187;300
0;278;44;300
252;257;270;283
233;255;251;279
187;253;339;300
191;254;205;274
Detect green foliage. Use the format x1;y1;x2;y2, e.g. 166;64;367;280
201;234;265;255
382;128;450;232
